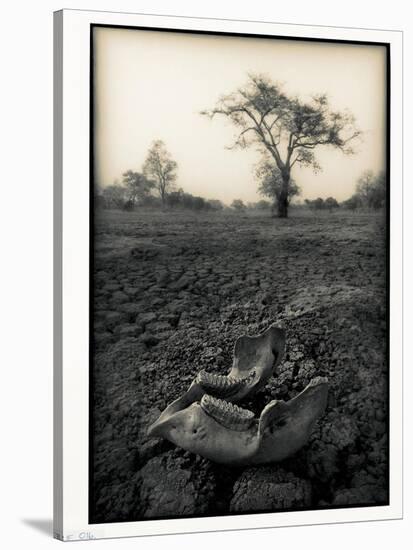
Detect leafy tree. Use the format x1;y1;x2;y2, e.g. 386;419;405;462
94;183;105;209
94;194;105;210
313;198;325;210
193;196;207;210
305;197;325;210
121;170;154;205
256;199;271;210
143;140;178;206
181;193;195;209
343;194;363;210
141;194;162;208
202;74;360;218
256;158;301;208
102;181;127;209
207;199;224;211
165;189;219;212
367;171;386;209
344;170;386;210
324;196;340;211
231;199;246;211
166;188;185;208
122;199;135;211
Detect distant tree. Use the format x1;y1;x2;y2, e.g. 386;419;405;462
356;170;376;204
121;170;154;206
141;194;162;208
305;197;325;210
313;197;325;210
182;193;195;210
192;196;206;211
356;170;386;209
165;192;223;212
207;199;224;211
94;194;105;209
122;199;135;211
94;183;105;209
231;199;246;211
102;181;127;209
344;170;386;210
201;73;360;218
324;196;340;211
367;171;386;209
256;158;301;210
143;140;178;206
256;199;271;210
343;194;363;210
166;188;184;208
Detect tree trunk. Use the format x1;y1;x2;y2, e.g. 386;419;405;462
277;195;288;218
277;172;290;218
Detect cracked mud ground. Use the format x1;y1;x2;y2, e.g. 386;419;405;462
90;209;388;523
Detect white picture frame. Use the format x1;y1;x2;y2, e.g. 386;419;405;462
53;8;403;542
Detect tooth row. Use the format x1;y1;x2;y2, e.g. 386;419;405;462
197;369;255;398
200;394;255;431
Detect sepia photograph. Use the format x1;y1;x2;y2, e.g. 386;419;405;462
89;25;389;524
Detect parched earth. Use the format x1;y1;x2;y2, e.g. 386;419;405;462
90;208;388;523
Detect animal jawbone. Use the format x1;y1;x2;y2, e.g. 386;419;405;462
148;377;329;465
146;325;328;465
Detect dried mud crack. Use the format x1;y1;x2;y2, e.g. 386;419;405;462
90;210;388;522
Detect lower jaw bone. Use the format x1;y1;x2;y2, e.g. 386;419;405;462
148;377;329;465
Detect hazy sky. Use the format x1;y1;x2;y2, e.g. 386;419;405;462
93;27;386;204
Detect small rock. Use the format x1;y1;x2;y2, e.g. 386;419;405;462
169;276;194;291
137;452;216;518
136;312;157;328
140;333;159;347
111;291;129;304
230;467;312;512
104;311;126;330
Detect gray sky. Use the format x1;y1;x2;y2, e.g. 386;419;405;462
94;27;386;204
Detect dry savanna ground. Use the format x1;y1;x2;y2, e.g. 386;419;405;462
90;207;388;523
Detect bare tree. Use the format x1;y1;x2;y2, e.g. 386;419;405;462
143;140;178;207
350;170;386;210
201;74;361;218
355;170;376;203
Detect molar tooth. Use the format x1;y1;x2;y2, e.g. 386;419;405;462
198;365;257;399
200;395;255;431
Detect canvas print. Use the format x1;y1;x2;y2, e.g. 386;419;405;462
90;26;389;523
